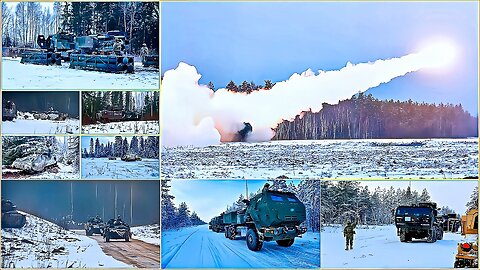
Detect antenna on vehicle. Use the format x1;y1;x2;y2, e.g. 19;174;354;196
245;178;249;200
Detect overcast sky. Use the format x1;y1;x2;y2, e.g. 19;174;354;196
163;2;478;115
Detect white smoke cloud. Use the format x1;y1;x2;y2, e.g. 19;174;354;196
161;49;445;147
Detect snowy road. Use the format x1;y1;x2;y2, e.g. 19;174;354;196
81;158;160;180
321;225;473;268
162;224;320;268
75;230;160;268
2;57;159;90
162;138;478;179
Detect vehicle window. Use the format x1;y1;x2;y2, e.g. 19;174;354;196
397;207;431;216
287;197;298;202
270;195;284;202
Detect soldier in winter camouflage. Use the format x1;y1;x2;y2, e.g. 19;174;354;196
344;221;356;250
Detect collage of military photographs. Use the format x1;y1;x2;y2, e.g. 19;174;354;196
0;1;479;270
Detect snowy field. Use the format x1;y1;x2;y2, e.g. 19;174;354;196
82;120;159;134
162;138;478;179
162;224;320;268
81;158;159;180
1;212;131;268
131;224;160;246
2;163;79;180
321;225;475;268
2;57;159;90
3;119;80;134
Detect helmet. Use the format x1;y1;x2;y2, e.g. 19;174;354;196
95;215;99;218
346;221;351;226
142;43;147;46
117;215;121;219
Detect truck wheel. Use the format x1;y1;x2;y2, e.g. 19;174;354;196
125;233;130;242
400;231;406;242
454;259;464;268
246;229;263;251
405;233;412;242
276;239;295;247
105;233;110;242
437;228;443;240
427;229;436;243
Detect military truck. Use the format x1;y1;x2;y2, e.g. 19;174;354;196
85;216;104;236
209;215;226;232
218;185;307;251
103;218;132;242
395;202;443;243
454;208;478;268
439;213;461;233
1;199;27;228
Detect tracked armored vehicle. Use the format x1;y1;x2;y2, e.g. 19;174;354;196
85;216;104;236
3;100;17;121
21;32;75;65
216;185;307;251
454;208;478;268
395;202;443;243
104;218;132;242
1;199;27;228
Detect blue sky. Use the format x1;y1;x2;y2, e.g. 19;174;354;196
162;2;478;115
169;180;300;221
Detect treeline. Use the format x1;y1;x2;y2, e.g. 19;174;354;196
208;80;275;93
274;93;478;140
161;180;206;230
82;91;159;125
321;181;478;226
2;2;159;53
82;136;159;159
225;180;320;232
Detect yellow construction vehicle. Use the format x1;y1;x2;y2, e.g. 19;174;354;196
454;208;478;268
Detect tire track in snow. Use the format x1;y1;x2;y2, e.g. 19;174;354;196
162;228;200;267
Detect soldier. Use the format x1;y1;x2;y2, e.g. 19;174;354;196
140;43;149;57
113;39;123;55
114;215;124;226
344;221;356;250
262;183;271;192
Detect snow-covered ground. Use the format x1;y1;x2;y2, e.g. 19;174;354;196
2;163;79;180
162;138;478;179
1;212;131;268
2;57;159;90
131;224;160;246
81;158;159;180
321;225;476;268
162;224;320;268
82;120;159;134
3;118;80;134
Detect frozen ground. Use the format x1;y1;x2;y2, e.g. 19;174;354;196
3;118;80;134
162;138;478;179
2;163;79;180
162;224;320;268
2;57;159;90
81;158;159;180
131;224;160;246
1;212;131;268
82;120;159;134
321;225;475;268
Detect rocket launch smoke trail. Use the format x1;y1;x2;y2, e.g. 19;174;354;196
161;45;454;147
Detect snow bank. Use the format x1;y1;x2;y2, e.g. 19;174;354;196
1;212;131;268
162;138;478;179
162;224;320;268
2;57;159;90
82;120;159;134
321;224;473;268
131;224;160;246
81;158;159;180
2;118;80;134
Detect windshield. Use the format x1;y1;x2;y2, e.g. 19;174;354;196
397;207;432;216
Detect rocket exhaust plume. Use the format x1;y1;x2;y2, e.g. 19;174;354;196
162;46;455;147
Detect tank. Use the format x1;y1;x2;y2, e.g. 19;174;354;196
103;218;132;242
395;202;443;243
3;100;17;121
85;216;105;236
1;199;27;229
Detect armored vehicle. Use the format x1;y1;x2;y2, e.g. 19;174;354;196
142;55;159;68
3;100;17;121
96;107;140;123
1;199;27;228
104;218;132;242
85;216;104;236
218;185;307;251
121;153;142;162
454;208;478;268
395;202;443;243
209;215;226;232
